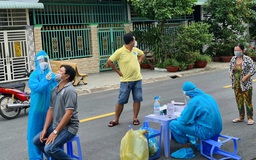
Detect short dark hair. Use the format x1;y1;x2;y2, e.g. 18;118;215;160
60;64;76;82
235;43;245;51
123;33;134;45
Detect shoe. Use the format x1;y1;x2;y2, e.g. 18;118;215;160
232;118;244;123
171;148;195;159
133;119;140;125
108;121;119;127
186;134;197;145
247;119;254;125
195;143;200;151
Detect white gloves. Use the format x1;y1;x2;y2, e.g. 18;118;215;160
46;72;52;80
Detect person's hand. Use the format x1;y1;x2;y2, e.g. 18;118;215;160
118;71;123;77
242;76;247;82
46;72;52;80
45;132;57;144
39;130;47;143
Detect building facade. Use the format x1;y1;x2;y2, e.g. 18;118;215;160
0;0;205;83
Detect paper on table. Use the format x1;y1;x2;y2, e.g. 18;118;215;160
171;100;185;105
160;104;167;111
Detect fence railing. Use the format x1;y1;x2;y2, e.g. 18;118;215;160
41;25;92;60
33;3;127;25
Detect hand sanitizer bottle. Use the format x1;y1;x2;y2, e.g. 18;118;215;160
154;96;160;116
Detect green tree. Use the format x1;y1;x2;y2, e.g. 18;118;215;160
129;0;197;22
203;0;256;56
128;0;197;64
176;22;213;52
174;22;213;65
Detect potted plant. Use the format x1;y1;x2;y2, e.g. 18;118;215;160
163;58;180;72
217;43;234;62
140;57;151;69
249;22;256;47
245;48;256;62
175;50;197;70
173;22;213;68
194;53;212;68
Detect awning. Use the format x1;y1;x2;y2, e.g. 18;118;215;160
0;1;44;9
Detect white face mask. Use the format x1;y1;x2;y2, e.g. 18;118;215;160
39;62;48;70
234;51;242;57
134;41;137;47
55;73;62;83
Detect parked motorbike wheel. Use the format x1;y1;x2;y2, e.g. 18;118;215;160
0;95;21;120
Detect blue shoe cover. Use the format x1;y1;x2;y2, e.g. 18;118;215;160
171;148;195;159
195;143;200;151
186;134;197;145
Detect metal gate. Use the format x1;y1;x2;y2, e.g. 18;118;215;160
0;30;29;83
98;26;126;71
41;25;92;60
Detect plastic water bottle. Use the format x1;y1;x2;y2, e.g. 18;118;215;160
154;96;160;115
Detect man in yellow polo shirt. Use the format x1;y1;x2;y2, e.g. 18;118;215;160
107;33;145;127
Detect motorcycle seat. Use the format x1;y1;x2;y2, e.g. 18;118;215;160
0;82;26;92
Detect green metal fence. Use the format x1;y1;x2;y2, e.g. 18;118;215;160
34;1;127;25
41;25;92;60
34;1;128;62
98;25;126;71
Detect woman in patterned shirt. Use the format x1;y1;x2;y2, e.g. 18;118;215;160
229;43;256;125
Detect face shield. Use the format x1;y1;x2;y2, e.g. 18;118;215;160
36;55;51;72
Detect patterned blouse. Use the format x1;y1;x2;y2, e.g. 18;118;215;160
229;55;255;91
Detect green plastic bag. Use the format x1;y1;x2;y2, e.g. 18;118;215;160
139;127;159;157
120;129;149;160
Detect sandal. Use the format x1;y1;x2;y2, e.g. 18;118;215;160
133;119;140;125
247;119;254;125
232;118;244;123
108;121;119;127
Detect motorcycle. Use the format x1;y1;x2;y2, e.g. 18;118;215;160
0;70;32;120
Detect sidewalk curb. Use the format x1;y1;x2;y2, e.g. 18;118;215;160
76;63;229;96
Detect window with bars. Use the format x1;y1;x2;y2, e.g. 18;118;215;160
0;9;28;29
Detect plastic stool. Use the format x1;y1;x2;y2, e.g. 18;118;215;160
49;134;83;160
143;121;162;160
200;134;241;160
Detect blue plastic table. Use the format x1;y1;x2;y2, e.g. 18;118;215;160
145;114;176;157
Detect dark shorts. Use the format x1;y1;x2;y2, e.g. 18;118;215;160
117;80;143;104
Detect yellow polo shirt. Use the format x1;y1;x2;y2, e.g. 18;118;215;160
109;45;144;82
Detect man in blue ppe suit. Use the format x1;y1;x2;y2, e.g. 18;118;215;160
169;81;222;158
27;50;58;160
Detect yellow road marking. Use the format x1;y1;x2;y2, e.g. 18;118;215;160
79;112;115;123
223;79;256;89
223;85;232;88
80;79;256;122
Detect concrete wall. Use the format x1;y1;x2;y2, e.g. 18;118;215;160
34;25;43;53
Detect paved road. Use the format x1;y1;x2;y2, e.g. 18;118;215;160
76;69;256;160
2;65;256;159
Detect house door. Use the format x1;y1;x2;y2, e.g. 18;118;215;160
98;26;126;71
0;30;30;83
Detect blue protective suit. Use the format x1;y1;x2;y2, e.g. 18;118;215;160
170;81;222;144
27;50;57;160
